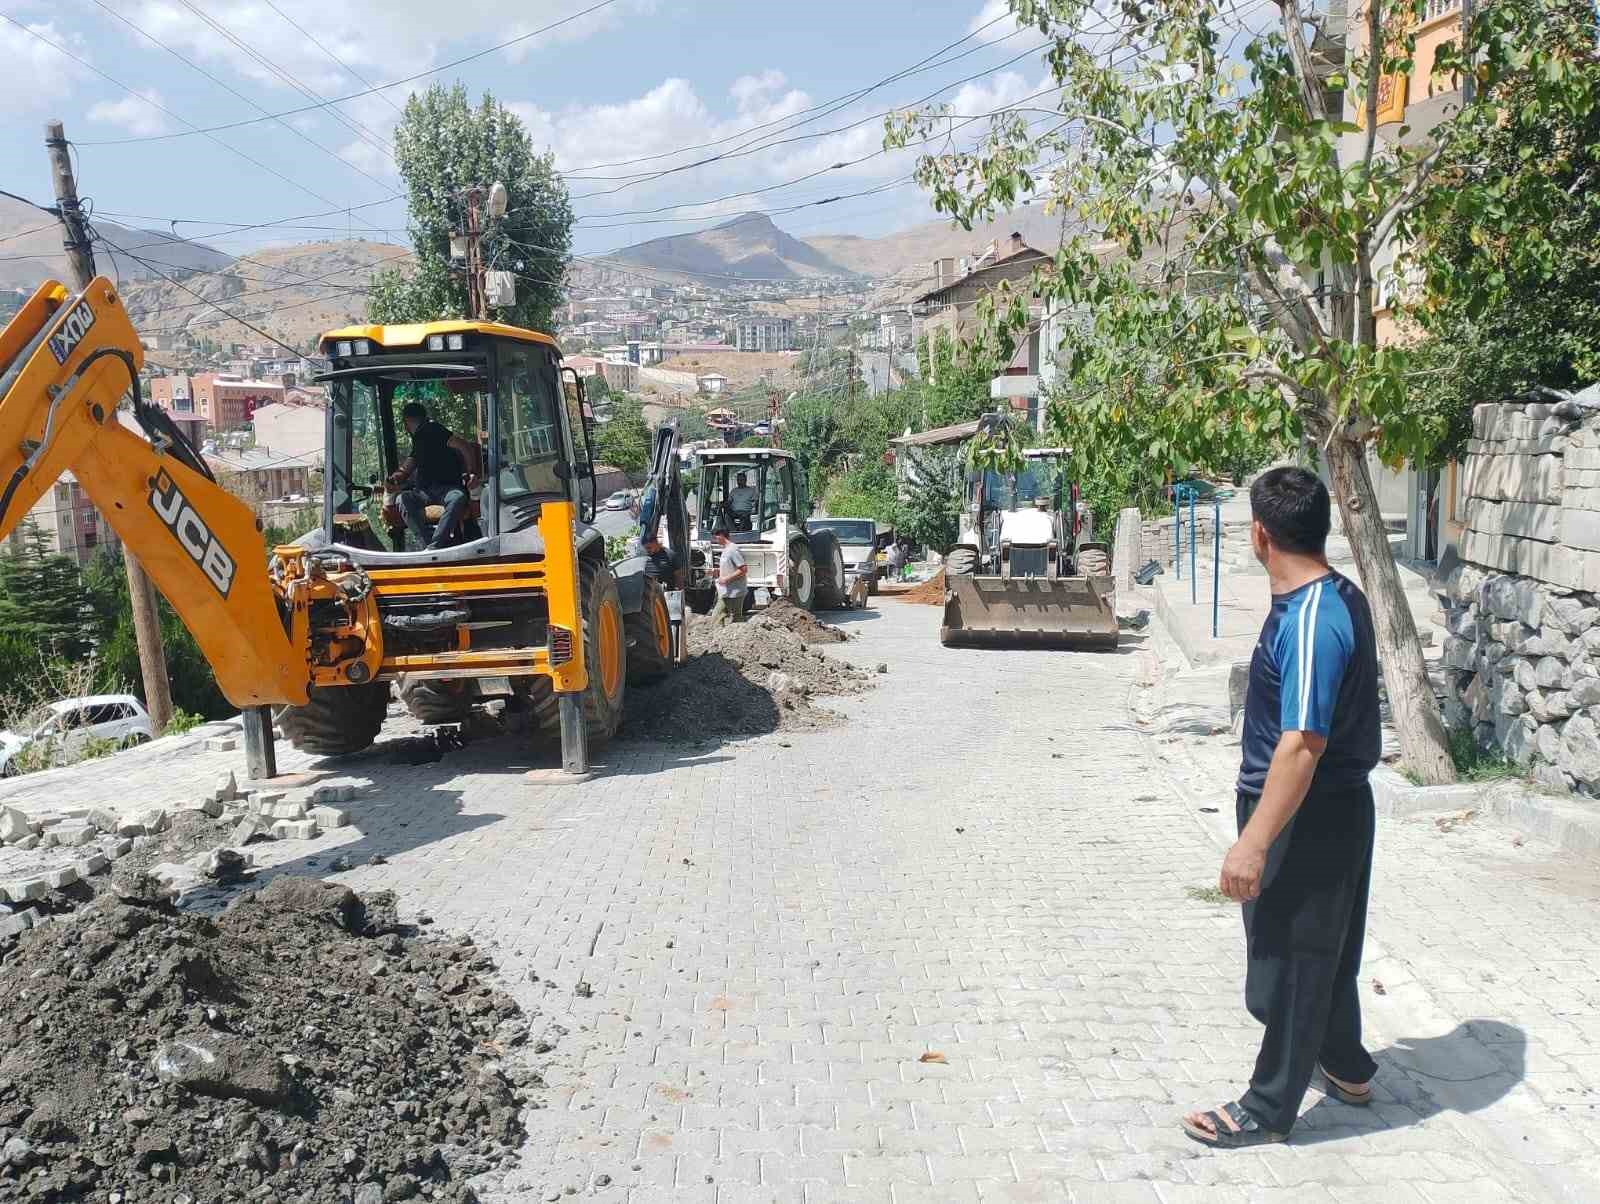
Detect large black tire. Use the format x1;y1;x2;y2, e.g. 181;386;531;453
811;533;848;610
786;540;817;611
945;546;979;578
529;558;626;749
398;676;473;725
276;683;389;756
624;576;673;685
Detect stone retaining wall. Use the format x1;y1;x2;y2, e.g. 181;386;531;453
1436;391;1600;793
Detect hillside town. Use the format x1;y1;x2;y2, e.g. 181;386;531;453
1;1;1599;1202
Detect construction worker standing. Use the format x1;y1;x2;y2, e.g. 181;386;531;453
708;521;748;625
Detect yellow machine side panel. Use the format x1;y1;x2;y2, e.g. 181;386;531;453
538;501;586;694
72;422;308;708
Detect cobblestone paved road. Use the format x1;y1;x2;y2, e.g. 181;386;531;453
3;600;1597;1201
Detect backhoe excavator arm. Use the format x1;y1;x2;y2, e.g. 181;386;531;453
0;278;309;707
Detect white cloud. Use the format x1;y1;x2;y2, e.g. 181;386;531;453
120;1;654;91
730;70;788;112
0;20;89;112
969;1;1021;43
87;89;171;137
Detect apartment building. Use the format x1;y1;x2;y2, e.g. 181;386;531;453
735;318;795;353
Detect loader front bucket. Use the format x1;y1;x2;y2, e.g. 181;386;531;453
939;573;1120;649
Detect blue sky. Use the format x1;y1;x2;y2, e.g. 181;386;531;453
1;0;1054;257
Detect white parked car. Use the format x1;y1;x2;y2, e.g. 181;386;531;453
0;694;154;777
603;490;633;511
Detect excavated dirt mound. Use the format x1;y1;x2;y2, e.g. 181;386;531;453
623;615;871;742
760;600;848;643
0;878;532;1203
891;570;946;605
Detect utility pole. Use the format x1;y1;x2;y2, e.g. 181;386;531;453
45;120;175;734
1460;0;1475;105
463;185;485;320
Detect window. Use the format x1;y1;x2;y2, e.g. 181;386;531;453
762;463;786;529
497;346;565;500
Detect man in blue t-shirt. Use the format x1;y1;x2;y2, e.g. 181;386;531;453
1183;467;1382;1149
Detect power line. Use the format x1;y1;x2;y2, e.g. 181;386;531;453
258;0;406;116
88;0;399;203
170;0;396;165
72;0;621;146
559;11;1027;177
1;15;392;222
564;42;1052;203
89;229;322;362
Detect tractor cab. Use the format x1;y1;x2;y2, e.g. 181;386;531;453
692;449;806;544
312;322;595;566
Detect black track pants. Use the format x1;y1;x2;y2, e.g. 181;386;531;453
1235;783;1379;1134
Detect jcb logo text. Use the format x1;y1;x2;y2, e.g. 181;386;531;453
149;471;235;598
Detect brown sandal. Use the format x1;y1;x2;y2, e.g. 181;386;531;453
1318;1064;1374;1106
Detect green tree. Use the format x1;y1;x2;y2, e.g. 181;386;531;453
921;331;999;428
594;396;652;474
782;393;850;496
1405;37;1600;463
898;447;963;553
369;83;574;332
0;522;95;660
889;0;1597;783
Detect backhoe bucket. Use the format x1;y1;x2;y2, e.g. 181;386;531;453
939;573;1120;649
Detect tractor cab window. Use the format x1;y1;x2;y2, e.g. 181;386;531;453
495;345;565;504
761;462;787;530
330;371;487;551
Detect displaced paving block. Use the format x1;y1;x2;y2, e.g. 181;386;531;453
75;852;110;877
12;835;39;851
213;770;238;803
115;816;147;838
0;878;48;904
181;797;225;819
246;791;286;814
307;805;349;830
53;823;97;848
0;807;38;844
136;807;171;835
310;784;356;804
44;866;78;890
230;817;274;846
0;910;33;939
87;807;120;834
271;819;320;840
260;800;308;821
205;736;238;752
105;838;134;860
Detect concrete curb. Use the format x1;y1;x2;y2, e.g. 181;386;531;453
1370;764;1600;860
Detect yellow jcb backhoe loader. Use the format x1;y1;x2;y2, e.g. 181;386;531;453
0;277;678;775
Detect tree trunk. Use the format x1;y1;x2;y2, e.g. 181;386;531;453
1324;436;1456;784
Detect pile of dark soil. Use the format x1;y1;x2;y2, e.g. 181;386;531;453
115;811;236;876
761;600;848;643
0;878;532;1203
623;615;871;742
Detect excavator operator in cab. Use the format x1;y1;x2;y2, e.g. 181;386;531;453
389;401;480;550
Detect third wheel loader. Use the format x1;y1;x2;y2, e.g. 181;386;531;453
939;414;1119;649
